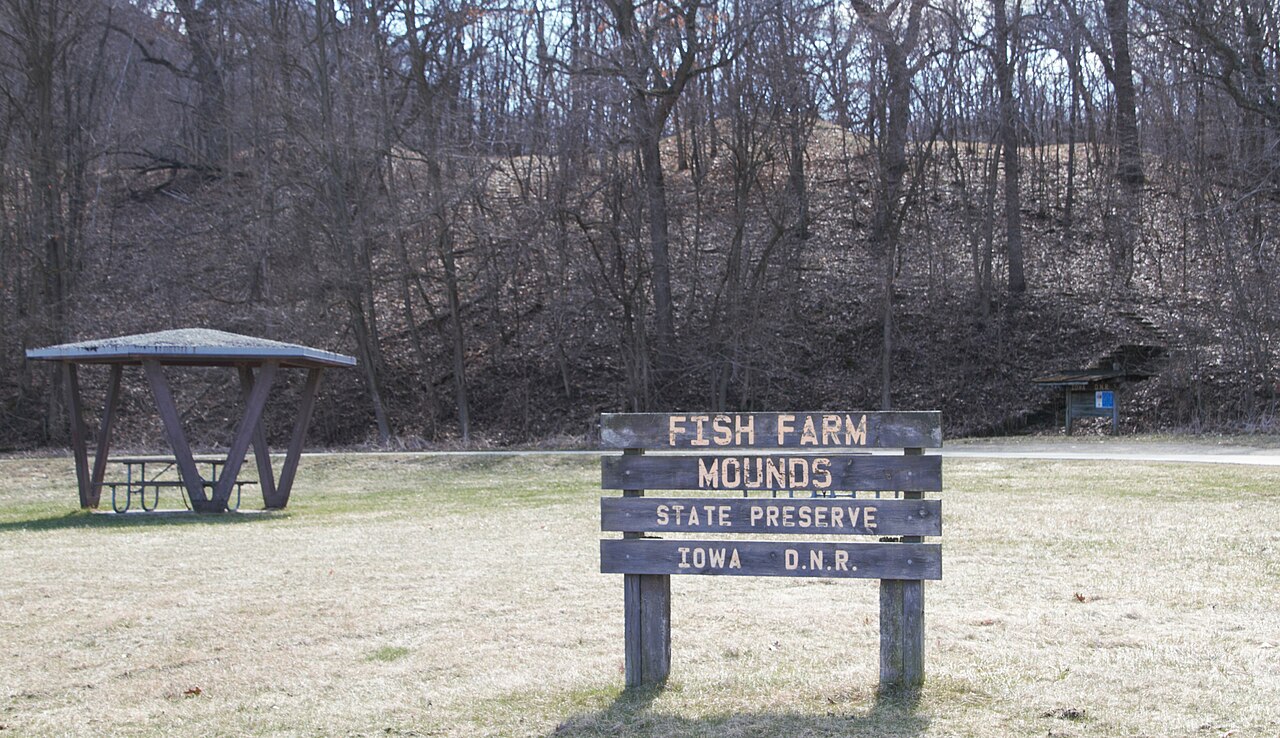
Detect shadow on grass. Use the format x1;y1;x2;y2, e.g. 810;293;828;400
549;683;927;737
0;509;286;533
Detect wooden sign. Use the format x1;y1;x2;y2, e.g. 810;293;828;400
599;410;943;693
602;453;941;491
601;411;941;450
601;540;942;580
601;497;941;536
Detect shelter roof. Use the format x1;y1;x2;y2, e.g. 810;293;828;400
1031;368;1147;386
25;329;356;369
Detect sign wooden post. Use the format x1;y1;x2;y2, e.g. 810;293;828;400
621;447;671;687
599;411;943;692
880;446;926;689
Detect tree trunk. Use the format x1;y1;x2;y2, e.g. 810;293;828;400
173;0;227;171
1104;0;1143;190
994;0;1025;294
438;227;471;444
1064;37;1080;230
874;45;911;410
312;0;391;443
15;0;75;441
603;0;711;361
851;0;927;410
1103;0;1142;285
636;112;676;356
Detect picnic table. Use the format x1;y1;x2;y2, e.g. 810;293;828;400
104;455;258;513
26;329;355;513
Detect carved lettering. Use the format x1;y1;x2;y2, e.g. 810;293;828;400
800;415;819;445
821;415;842;445
777;414;796;445
688;454;903;491
674;545;744;571
712;414;733;446
661;412;879;447
657;500;883;532
721;458;741;487
766;458;787;488
698;458;718;488
691;415;711;446
668;415;687;446
812;457;832;488
788;457;809;487
845;414;867;445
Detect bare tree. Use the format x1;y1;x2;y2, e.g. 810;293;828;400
0;0;109;440
1057;0;1144;284
288;0;397;443
596;0;739;360
993;0;1026;294
852;0;931;409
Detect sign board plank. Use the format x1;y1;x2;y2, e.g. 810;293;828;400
601;497;941;536
600;539;942;580
602;453;941;492
1069;391;1115;419
601;411;942;450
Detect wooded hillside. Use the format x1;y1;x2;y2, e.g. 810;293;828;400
2;0;1277;449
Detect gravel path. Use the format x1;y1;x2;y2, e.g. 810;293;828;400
302;440;1280;466
941;441;1280;466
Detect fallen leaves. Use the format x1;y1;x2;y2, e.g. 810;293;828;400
1041;706;1087;721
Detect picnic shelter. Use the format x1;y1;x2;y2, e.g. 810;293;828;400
26;329;356;513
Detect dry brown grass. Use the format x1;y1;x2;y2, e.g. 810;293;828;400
0;454;1277;736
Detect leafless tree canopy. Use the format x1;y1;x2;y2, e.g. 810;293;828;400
1;0;1277;447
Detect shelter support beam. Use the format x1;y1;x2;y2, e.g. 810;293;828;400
87;365;123;507
238;366;278;505
63;363;93;508
272;367;322;509
214;362;278;509
143;360;214;512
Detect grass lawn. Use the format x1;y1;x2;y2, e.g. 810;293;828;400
1;453;1277;737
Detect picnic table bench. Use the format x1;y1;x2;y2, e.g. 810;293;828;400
103;455;257;513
